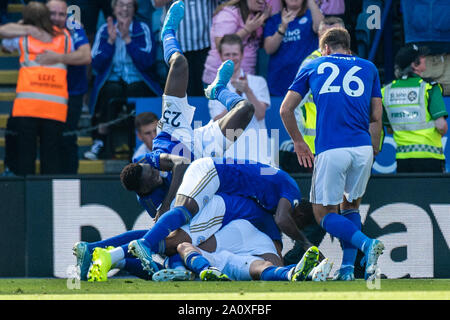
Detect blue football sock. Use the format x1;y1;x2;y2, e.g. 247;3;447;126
184;251;210;274
124;258;152;280
163;29;182;65
124;258;163;280
168;254;186;270
320;212;370;252
142;206;192;254
120;244;136;259
340;209;362;268
260;264;297;281
87;230;148;253
216;87;245;110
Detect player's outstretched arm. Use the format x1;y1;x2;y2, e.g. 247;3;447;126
155;154;191;220
280;90;314;167
369;97;383;156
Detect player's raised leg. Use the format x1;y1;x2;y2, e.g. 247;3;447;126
204;60;255;148
161;0;187;98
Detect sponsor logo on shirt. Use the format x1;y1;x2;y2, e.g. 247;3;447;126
299;17;308;24
388;88;420;105
282;28;301;42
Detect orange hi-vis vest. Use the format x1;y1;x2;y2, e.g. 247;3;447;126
13;28;71;123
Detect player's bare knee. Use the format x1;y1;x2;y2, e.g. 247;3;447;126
177;242;194;256
249;260;273;280
174;195;199;216
235;100;255;122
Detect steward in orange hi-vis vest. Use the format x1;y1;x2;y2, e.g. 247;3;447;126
13;27;71;123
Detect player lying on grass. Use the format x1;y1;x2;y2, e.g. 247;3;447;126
73;194;321;281
159;219;333;282
76;192;283;281
126;156;319;278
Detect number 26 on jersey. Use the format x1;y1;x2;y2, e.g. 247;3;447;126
318;62;365;97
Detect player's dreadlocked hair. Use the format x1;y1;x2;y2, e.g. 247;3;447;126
120;163;143;192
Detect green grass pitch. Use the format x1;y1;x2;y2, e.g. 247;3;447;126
0;278;449;300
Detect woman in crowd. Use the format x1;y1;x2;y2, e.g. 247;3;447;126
263;0;323;96
202;0;272;86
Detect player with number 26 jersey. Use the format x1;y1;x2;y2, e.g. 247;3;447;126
289;53;382;155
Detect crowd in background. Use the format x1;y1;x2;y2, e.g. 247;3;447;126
0;0;448;175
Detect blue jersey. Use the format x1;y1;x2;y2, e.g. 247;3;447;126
134;131;192;217
213;158;301;212
137;173;171;218
67;24;89;96
151;131;194;160
219;193;281;242
264;10;318;96
289;53;382;155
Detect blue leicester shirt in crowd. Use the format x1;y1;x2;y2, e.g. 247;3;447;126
213;158;301;212
289;53;382;155
67;23;89;96
264;10;318;96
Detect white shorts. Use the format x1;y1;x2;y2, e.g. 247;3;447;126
310;146;373;206
193;120;231;159
214;219;277;257
180;194;226;246
177;157;220;213
158;95;196;145
199;250;262;281
197;220;277;281
158;95;230;159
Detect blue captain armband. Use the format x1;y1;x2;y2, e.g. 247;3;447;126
133;151;161;170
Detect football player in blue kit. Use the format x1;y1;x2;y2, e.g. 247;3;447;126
126;156;316;277
280;27;384;281
80;191;287;281
73;0;257;281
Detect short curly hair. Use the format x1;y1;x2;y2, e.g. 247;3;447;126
120;163;143;192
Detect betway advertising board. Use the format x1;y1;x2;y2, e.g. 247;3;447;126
0;174;449;278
